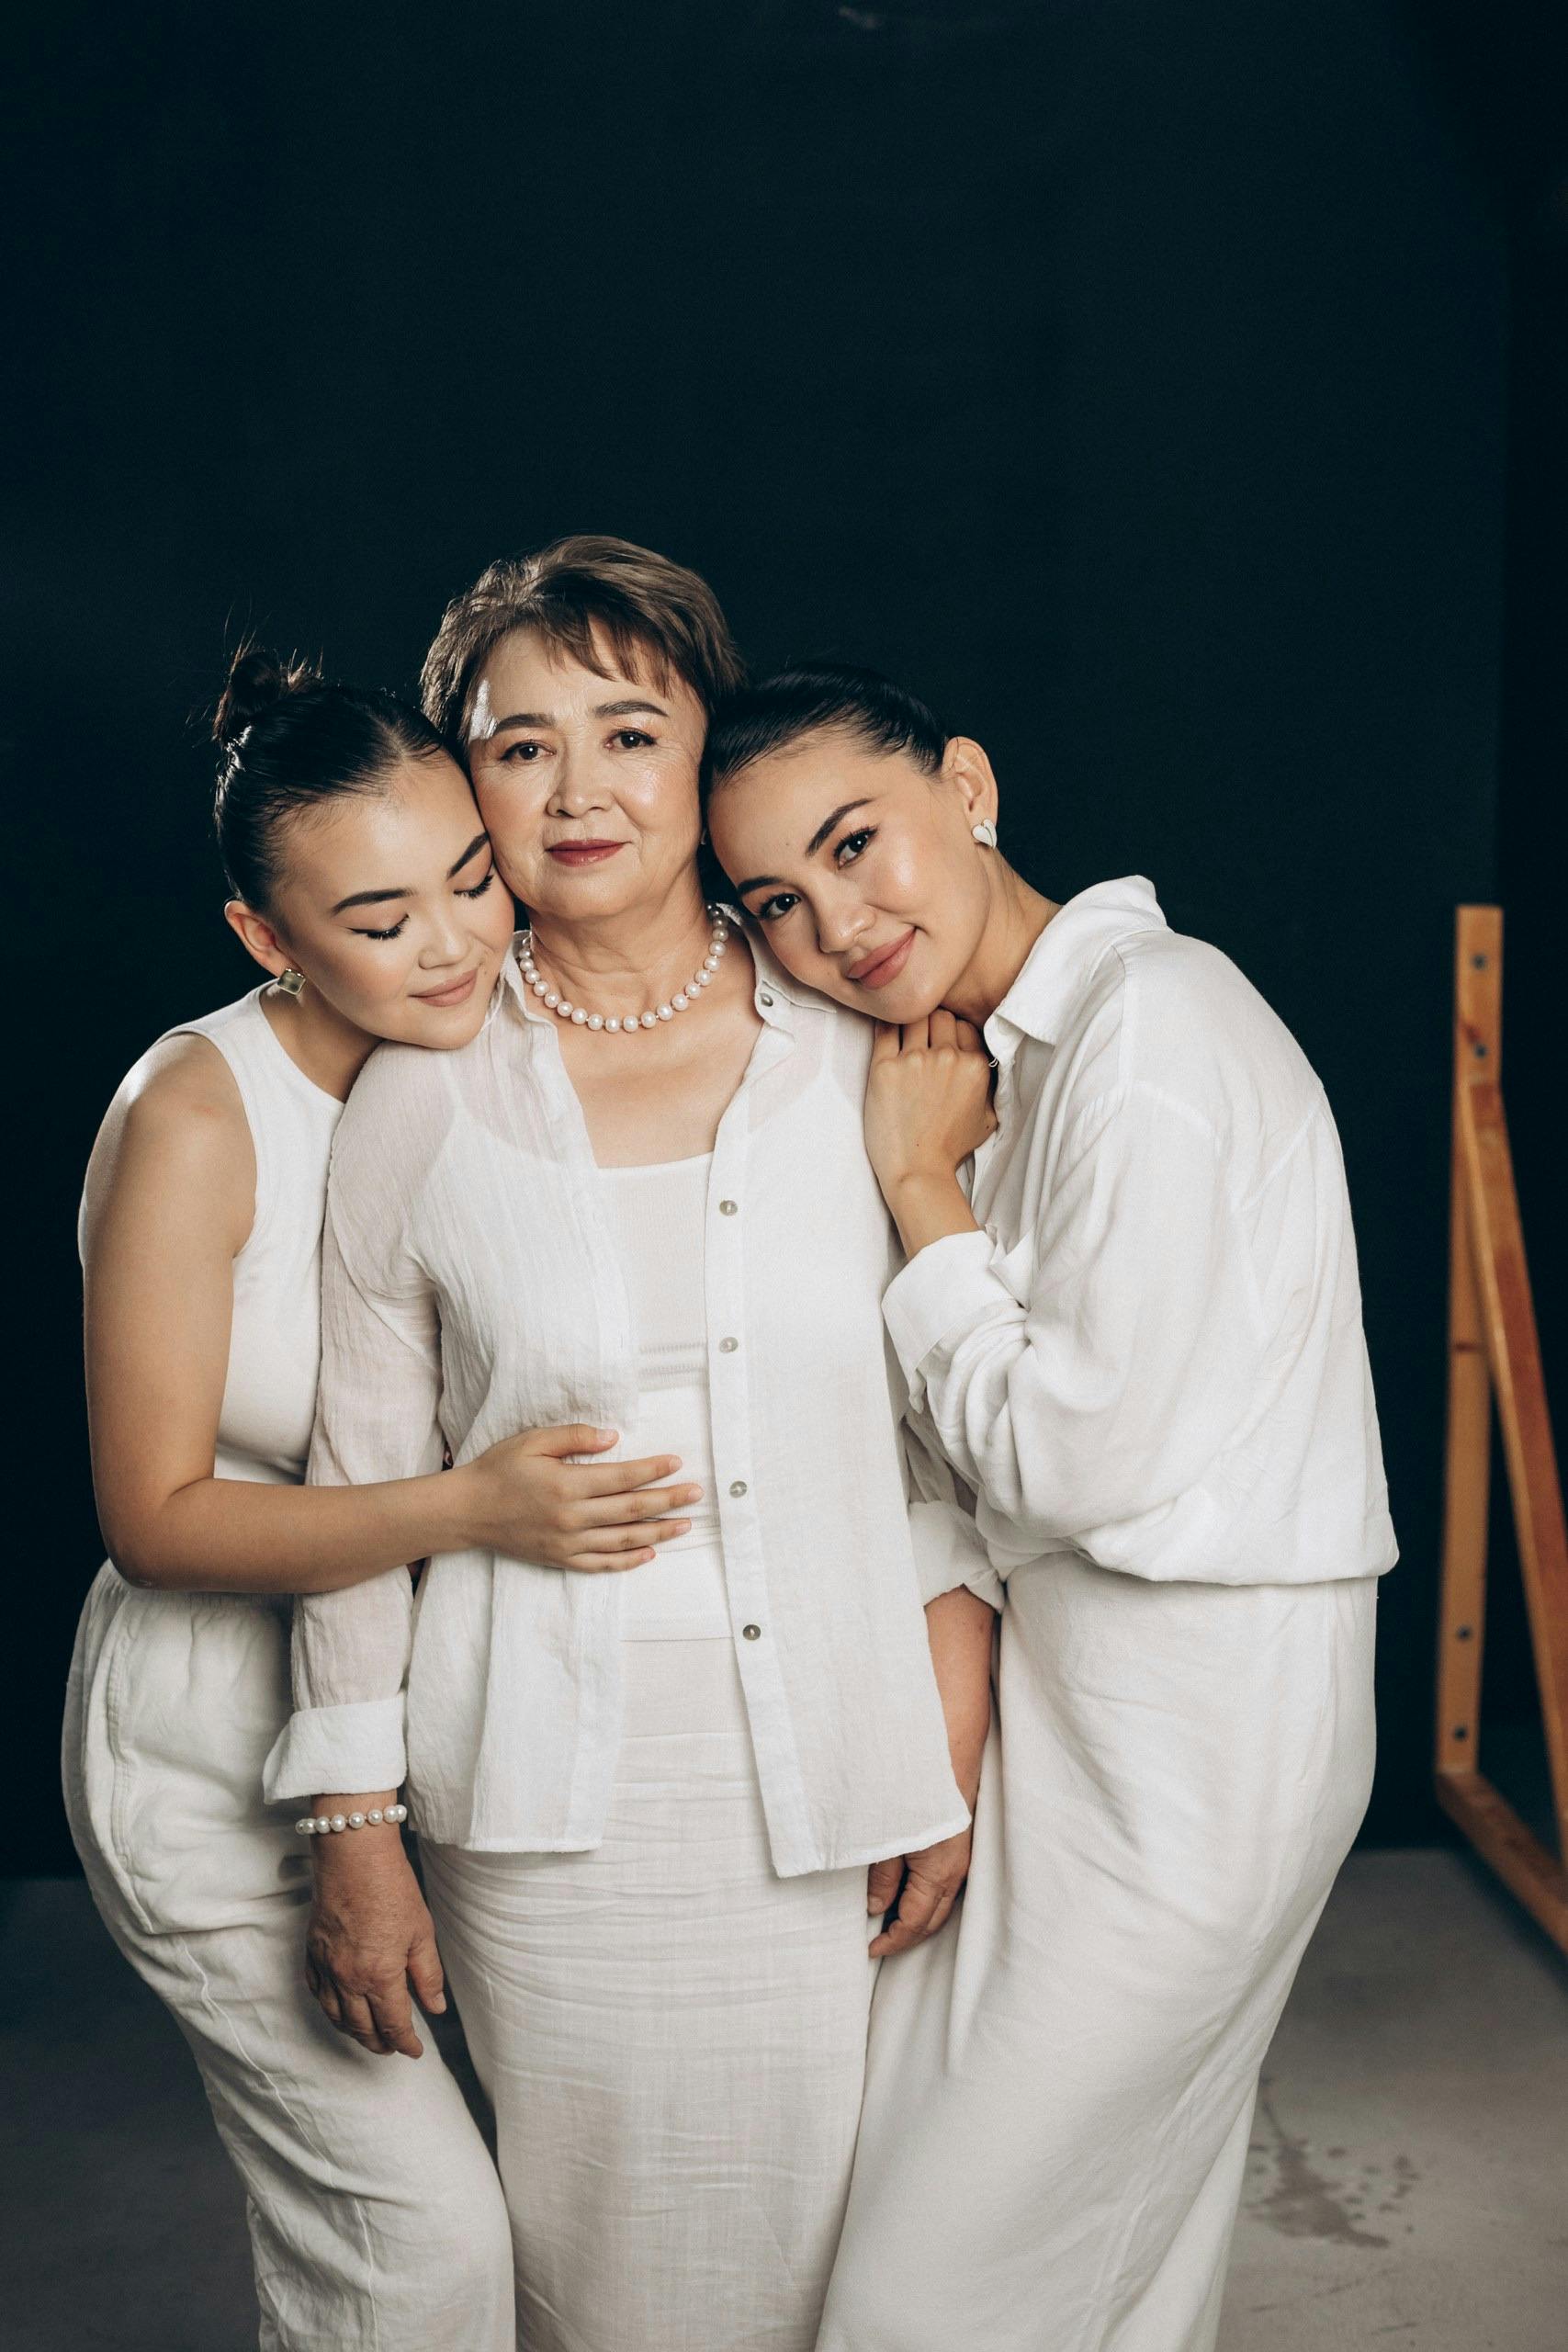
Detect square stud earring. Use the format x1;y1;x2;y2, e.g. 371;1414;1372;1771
972;820;998;849
276;967;306;999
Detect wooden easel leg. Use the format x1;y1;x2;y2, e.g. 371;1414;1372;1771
1435;910;1498;1781
1435;906;1568;1955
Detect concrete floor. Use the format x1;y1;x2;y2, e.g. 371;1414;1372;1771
2;1849;1564;2350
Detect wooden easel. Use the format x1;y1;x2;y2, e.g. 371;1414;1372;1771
1436;906;1568;1953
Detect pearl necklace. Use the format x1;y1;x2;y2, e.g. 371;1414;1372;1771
519;906;732;1035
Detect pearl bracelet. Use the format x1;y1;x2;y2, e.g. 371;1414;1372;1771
294;1804;410;1836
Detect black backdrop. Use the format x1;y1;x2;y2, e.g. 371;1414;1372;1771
7;1;1562;1872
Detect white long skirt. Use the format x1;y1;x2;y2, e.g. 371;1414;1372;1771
817;1560;1380;2352
62;1566;514;2352
420;1637;877;2352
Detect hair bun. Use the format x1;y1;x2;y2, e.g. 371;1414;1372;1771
212;642;324;748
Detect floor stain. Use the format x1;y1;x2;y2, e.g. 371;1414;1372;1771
1245;2085;1406;2249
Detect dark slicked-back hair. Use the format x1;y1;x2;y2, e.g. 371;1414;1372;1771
212;644;446;910
421;535;746;750
702;662;947;802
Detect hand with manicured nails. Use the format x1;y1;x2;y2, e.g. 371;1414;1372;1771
462;1423;703;1572
306;1819;444;2059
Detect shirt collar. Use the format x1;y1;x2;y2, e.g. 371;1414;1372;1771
987;876;1167;1055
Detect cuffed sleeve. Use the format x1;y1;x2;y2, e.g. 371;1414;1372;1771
900;1411;1005;1611
262;1695;409;1802
265;1110;446;1804
885;1230;1001;1395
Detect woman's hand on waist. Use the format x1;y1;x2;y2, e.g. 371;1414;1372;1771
455;1425;704;1572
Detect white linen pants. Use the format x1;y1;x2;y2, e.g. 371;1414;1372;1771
420;1637;878;2352
62;1566;514;2352
817;1560;1379;2352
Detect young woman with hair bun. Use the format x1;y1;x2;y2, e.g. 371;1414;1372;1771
64;647;697;2351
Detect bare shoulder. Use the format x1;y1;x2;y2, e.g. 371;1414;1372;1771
83;1033;255;1260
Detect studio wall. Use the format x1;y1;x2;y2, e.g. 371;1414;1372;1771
7;0;1518;1869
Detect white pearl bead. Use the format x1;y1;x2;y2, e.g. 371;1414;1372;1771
556;1000;573;1018
640;1011;658;1028
694;970;710;988
295;1818;312;1835
367;1809;383;1825
571;1006;588;1025
544;990;560;1009
330;1815;347;1833
604;1016;620;1032
657;1004;673;1021
587;1013;604;1030
672;992;688;1011
531;978;547;996
347;1812;366;1829
704;953;720;970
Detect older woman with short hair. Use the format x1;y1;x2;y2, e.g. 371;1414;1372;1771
264;538;996;2352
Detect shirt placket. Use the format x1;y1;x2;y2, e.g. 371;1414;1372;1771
701;979;818;1876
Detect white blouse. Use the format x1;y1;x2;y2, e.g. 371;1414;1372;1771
885;876;1398;1589
264;931;976;1875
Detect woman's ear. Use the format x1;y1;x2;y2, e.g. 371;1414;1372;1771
223;899;293;981
942;736;1000;833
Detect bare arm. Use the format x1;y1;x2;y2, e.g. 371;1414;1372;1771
84;1040;697;1595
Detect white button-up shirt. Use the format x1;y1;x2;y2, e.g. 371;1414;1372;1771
264;932;975;1874
885;877;1397;1588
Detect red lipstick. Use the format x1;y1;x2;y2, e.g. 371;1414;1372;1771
547;841;626;866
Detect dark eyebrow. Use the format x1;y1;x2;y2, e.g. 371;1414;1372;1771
805;798;874;856
489;697;668;732
446;829;491;877
330;831;491;915
733;800;876;899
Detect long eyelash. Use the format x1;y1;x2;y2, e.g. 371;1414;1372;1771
836;826;875;862
457;869;496;899
355;919;408;941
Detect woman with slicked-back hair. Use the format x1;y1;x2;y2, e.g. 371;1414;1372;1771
65;648;699;2348
268;538;998;2352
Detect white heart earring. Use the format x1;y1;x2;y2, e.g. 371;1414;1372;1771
972;819;998;849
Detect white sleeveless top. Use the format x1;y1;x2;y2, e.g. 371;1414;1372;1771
83;989;343;1490
596;1153;729;1638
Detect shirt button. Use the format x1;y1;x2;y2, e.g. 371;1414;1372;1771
742;1623;761;1640
719;1199;738;1216
728;1479;749;1498
719;1336;739;1353
759;992;774;1007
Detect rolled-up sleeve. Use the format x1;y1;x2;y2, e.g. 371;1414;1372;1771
883;1082;1265;1570
261;1152;444;1804
900;1412;1005;1613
